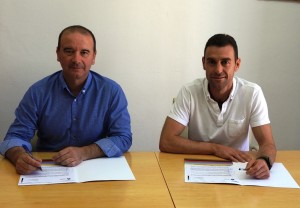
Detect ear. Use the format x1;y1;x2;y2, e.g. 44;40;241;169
234;58;241;72
202;56;206;70
92;51;97;65
56;47;60;62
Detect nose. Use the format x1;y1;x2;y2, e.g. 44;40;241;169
214;62;223;74
71;52;81;63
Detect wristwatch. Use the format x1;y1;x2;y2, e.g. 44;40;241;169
257;156;272;170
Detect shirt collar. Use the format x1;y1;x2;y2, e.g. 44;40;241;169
203;77;237;100
59;71;92;95
229;77;237;100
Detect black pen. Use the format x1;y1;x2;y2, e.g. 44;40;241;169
238;168;249;171
22;144;42;171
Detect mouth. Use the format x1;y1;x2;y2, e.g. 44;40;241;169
211;76;225;80
70;67;82;70
69;63;84;70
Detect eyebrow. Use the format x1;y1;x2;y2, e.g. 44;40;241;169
206;57;232;61
63;47;74;51
62;48;91;53
81;49;90;52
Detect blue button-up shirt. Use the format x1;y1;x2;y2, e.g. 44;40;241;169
0;71;132;157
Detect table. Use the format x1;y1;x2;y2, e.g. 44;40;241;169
156;151;300;208
0;152;174;208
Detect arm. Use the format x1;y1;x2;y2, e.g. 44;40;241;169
0;87;38;156
159;117;251;162
246;124;277;179
95;84;132;157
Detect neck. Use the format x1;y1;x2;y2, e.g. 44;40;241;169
208;85;232;104
64;78;86;97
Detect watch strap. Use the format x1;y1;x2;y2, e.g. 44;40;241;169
257;156;272;170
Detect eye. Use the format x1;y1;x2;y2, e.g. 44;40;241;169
221;60;230;66
63;49;74;56
81;50;90;57
207;59;216;65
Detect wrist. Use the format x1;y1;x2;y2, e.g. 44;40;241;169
257;155;272;170
5;146;26;165
82;144;104;160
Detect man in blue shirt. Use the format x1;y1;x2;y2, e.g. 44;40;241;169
0;25;132;174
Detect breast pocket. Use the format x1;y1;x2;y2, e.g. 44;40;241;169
227;118;247;138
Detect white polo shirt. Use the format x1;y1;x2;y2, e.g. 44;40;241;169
168;77;270;151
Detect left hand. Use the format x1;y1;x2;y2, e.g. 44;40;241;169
245;158;270;179
52;147;84;167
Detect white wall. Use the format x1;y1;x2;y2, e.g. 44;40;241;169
0;0;299;151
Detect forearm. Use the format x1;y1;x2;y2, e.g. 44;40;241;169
81;143;105;161
257;143;277;164
160;135;215;155
252;124;277;164
160;134;252;162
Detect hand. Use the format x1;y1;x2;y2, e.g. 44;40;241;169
213;144;252;162
15;152;42;175
52;147;84;167
245;158;270;179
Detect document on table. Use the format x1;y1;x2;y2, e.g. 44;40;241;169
18;156;135;186
184;159;299;189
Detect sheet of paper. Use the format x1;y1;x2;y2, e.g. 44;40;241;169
76;156;135;182
18;156;135;186
185;159;240;184
233;162;299;188
19;162;76;185
184;159;299;189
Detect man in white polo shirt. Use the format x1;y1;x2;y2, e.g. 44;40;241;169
159;34;276;179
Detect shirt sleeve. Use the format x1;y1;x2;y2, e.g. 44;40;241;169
250;86;270;127
0;87;37;155
168;85;191;126
95;85;132;157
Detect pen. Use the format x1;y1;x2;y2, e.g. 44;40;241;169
22;144;42;171
238;168;248;171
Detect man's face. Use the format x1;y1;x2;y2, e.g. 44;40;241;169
202;45;240;94
56;31;96;83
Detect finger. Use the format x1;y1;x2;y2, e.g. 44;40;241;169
254;169;270;179
230;153;246;162
245;159;256;170
53;151;76;166
52;148;72;162
65;159;81;167
60;157;80;167
17;157;39;174
243;154;253;162
23;154;43;169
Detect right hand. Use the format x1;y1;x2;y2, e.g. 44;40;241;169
15;152;42;175
5;146;42;175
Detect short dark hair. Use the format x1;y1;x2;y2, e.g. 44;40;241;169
204;34;238;60
57;25;96;52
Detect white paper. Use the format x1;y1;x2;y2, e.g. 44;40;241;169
185;159;299;189
19;156;135;186
75;157;135;182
